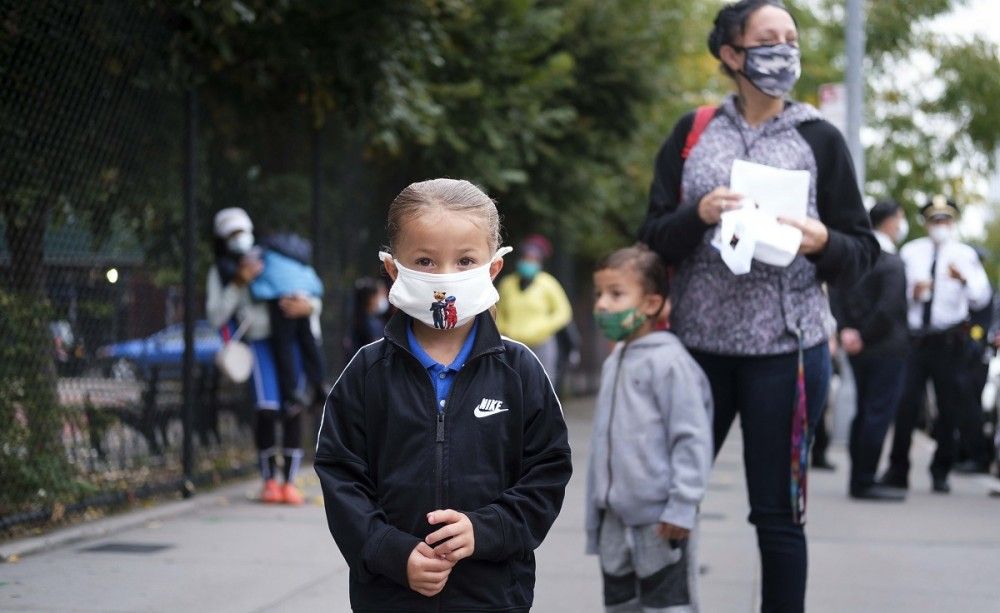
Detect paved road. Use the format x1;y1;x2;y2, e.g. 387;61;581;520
2;396;999;612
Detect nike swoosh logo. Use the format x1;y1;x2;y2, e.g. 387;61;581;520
474;407;509;418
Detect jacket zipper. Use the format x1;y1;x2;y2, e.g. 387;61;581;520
385;327;503;612
432;360;484;613
604;344;628;511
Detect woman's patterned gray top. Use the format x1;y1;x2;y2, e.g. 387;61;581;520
640;94;878;357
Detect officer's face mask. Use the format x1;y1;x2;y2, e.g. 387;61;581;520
735;43;802;98
379;247;512;330
928;223;955;245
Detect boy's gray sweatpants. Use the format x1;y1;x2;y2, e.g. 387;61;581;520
598;511;699;613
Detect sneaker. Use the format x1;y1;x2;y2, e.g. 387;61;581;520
876;469;909;490
812;457;837;471
849;485;906;501
260;479;283;504
282;483;305;505
931;477;951;494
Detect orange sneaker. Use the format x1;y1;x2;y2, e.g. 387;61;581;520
282;483;305;506
260;479;283;504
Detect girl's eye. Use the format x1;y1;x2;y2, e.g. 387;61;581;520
458;257;476;267
415;258;433;267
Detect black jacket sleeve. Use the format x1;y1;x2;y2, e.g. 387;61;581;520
638;112;714;265
466;347;572;561
314;353;421;588
797;120;879;287
853;260;906;344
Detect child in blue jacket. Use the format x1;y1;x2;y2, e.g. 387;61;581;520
242;231;326;415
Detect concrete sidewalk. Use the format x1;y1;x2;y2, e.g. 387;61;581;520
2;396;999;612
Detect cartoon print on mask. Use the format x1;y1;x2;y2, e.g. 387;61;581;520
444;296;458;329
430;291;448;329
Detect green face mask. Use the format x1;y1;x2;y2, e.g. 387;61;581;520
593;308;648;341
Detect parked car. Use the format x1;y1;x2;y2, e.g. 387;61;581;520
97;321;224;380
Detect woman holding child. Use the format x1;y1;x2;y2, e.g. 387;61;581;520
207;207;324;506
638;1;877;610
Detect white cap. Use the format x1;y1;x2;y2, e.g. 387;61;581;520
213;207;253;238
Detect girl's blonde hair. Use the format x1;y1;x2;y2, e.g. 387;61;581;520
386;178;502;252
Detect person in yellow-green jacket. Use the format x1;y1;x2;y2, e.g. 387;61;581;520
496;234;573;378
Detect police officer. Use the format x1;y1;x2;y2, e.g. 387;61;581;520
879;196;992;493
832;200;910;500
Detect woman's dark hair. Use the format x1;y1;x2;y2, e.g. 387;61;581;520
708;0;792;78
213;236;240;285
869;199;902;228
595;243;670;299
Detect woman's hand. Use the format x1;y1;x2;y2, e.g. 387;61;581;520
697;187;744;225
279;295;314;319
779;217;829;255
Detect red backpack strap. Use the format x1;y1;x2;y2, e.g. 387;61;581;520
681;105;717;160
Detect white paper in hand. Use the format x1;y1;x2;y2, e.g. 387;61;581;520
719;209;757;275
717;206;803;275
730;159;810;221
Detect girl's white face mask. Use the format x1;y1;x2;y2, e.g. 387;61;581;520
379;247;512;330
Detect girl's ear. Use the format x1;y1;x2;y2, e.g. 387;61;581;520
720;44;744;74
489;257;505;281
383;258;399;282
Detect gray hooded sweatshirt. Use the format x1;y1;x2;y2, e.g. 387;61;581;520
585;331;713;554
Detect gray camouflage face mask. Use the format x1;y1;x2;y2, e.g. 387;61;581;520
738;43;801;98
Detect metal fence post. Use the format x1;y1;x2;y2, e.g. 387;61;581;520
181;87;198;495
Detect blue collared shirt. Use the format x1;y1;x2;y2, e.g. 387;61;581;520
407;321;479;413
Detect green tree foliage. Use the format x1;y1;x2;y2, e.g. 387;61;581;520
795;0;1000;247
157;0;712;250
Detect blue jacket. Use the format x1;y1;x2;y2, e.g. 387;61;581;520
314;311;572;612
249;249;323;301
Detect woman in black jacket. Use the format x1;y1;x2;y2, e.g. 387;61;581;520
638;2;877;611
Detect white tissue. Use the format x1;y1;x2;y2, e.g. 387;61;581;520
718;207;803;275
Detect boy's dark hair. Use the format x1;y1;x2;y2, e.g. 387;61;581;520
595;243;669;299
869;199;901;228
708;0;794;79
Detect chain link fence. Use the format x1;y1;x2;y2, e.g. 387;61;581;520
0;0;612;539
0;1;349;538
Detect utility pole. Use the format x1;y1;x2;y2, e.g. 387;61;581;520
846;0;866;191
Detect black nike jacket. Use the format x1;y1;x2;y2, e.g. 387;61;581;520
314;310;572;612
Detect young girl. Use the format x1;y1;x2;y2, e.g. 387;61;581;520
586;244;713;612
314;178;572;612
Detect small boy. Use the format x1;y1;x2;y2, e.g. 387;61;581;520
586;244;714;612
